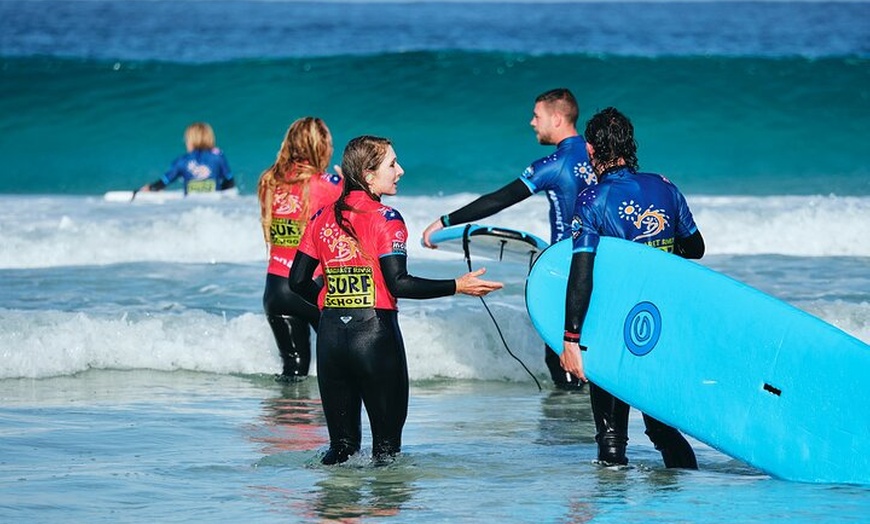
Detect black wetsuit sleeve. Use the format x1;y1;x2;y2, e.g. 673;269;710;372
381;254;456;299
674;230;705;259
564;251;595;335
288;252;323;305
148;180;167;191
220;178;235;190
444;178;532;226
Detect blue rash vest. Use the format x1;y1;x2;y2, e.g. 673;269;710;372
519;135;596;244
571;167;698;254
161;148;233;194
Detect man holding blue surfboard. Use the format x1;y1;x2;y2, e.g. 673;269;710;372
561;107;705;468
422;88;596;390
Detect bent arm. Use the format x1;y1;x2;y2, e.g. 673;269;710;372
288;252;322;304
381;254;456;299
674;230;705;259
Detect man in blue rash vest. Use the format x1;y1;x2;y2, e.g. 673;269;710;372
561;107;705;468
139;122;235;195
422;88;596;390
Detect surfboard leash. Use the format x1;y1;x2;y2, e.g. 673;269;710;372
461;225;542;391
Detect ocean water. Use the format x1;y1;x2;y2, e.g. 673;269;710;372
1;1;869;522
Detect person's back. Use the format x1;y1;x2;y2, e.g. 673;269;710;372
258;116;339;382
574;168;696;253
264;171;343;277
168;147;233;194
140;122;234;195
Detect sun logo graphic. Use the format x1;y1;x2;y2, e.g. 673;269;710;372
274;193;302;215
574;162;597;186
618;200;670;242
320;222;360;263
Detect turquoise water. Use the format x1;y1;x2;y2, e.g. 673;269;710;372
1;1;868;521
1;1;869;196
2;53;868;196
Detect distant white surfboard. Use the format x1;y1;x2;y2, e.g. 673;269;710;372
526;237;870;485
103;187;239;203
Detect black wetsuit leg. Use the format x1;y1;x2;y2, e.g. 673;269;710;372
642;413;698;469
589;382;630;466
263;273;320;378
360;310;409;461
545;344;585;390
317;308;409;465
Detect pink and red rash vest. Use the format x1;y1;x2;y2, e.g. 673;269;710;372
297;191;408;311
267;172;343;277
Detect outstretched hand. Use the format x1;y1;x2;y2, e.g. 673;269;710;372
455;267;503;297
421;219;443;249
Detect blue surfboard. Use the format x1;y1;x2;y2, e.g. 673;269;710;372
525;237;870;485
428;224;548;269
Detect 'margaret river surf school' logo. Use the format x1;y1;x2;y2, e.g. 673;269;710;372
324;266;375;308
623;301;662;356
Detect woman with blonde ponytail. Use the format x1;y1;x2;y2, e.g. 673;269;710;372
258;117;343;381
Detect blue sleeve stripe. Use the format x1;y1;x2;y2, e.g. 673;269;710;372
518;176;537;193
572;246;596;254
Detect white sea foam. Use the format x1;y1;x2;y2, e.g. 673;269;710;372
0;301;548;381
0;193;866;380
1;295;866;381
0;194;867;269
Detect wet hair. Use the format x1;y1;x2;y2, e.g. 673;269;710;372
535;88;579;127
184;122;216;150
584;107;639;173
257;117;333;244
334;135;392;243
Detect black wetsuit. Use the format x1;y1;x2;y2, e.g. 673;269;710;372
291;191;456;464
261;172;342;380
262;273;320;379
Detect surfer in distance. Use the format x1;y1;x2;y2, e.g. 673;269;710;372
138;122;235;196
561;107;705;469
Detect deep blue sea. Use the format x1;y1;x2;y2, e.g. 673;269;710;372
1;1;868;522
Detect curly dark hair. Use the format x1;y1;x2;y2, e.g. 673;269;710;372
584;107;638;173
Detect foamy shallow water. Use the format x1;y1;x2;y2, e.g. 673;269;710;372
2;370;867;523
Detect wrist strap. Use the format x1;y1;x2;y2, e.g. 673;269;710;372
563;330;580;342
440;214;451;227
